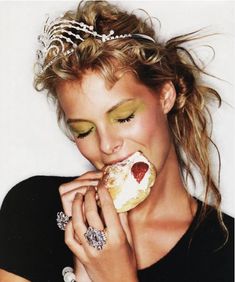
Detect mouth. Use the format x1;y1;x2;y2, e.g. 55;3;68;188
104;151;141;166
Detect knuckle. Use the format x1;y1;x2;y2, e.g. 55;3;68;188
59;184;65;195
73;222;81;231
82;256;90;265
64;237;73;247
73;195;82;205
87;249;100;260
84;189;93;197
85;209;97;218
73;223;85;235
112;231;126;246
60;193;67;201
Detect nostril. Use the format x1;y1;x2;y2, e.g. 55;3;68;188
112;143;122;153
98;128;123;155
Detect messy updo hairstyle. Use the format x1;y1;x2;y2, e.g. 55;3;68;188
34;0;226;234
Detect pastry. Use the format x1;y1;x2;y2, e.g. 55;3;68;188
102;151;156;212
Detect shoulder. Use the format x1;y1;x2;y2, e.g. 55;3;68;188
1;175;76;211
2;175;76;199
221;211;234;234
0;175;75;281
0;175;77;221
189;201;234;281
198;205;233;244
192;202;234;251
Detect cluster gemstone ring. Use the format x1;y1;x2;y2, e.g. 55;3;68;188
84;226;107;250
57;211;71;231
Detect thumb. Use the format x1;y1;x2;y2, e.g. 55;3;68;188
119;212;134;250
74;257;92;281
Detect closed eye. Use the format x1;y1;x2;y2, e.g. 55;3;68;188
117;113;135;123
76;127;94;139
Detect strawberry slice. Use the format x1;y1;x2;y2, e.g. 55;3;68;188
131;162;149;183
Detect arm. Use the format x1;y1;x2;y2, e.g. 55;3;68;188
0;269;30;282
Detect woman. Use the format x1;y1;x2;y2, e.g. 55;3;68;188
0;1;233;281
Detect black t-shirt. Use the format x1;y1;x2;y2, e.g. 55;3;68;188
0;176;234;282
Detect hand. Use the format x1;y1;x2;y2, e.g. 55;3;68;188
64;182;138;282
59;171;103;281
59;171;103;216
74;257;93;282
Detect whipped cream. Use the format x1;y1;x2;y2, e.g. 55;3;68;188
104;151;154;210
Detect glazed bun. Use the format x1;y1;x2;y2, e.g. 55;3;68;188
102;151;156;212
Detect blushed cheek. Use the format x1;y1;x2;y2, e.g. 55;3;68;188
128;115;160;143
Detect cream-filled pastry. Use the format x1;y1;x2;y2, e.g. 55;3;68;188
102;151;156;212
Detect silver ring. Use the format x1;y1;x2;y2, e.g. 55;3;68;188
84;226;107;250
56;211;71;231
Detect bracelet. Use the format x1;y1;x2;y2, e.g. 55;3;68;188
62;266;77;282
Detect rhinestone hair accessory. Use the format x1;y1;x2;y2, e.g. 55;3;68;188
36;15;155;74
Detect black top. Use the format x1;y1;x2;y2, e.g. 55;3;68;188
0;176;234;282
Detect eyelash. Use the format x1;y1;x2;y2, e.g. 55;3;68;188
117;113;135;123
75;113;135;139
76;128;94;139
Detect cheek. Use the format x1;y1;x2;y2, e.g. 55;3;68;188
75;138;99;161
128;112;171;166
128;111;168;144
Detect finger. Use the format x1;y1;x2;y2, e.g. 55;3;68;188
84;187;104;230
97;185;121;231
61;185;97;216
72;193;89;245
119;212;134;250
78;171;103;180
65;220;86;261
59;179;100;196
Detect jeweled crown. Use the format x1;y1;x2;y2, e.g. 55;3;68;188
36;15;155;74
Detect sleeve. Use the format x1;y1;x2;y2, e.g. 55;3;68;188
0;177;43;280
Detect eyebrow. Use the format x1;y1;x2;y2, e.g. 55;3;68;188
67;98;136;124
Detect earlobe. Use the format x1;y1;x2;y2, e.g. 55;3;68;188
160;81;176;114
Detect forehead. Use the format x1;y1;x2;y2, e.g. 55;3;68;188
56;70;159;118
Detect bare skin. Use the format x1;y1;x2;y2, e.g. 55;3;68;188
0;269;29;282
0;72;197;281
57;71;197;281
128;144;197;269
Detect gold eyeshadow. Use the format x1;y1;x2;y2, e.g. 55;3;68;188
109;100;143;121
67;99;145;138
68;121;94;135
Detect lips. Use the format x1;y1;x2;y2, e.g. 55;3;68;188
104;151;138;166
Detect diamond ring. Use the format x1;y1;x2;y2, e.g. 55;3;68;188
56;211;71;231
84;226;107;250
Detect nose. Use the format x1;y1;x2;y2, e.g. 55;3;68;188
98;126;123;155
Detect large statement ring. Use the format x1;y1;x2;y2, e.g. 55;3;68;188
84;226;107;250
57;211;71;231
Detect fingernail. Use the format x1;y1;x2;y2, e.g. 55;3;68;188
97;170;103;173
75;192;82;198
96;171;103;177
87;186;94;192
91;180;99;186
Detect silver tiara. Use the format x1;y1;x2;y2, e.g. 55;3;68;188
36;15;155;74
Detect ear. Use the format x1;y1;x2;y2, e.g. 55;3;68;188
159;81;176;114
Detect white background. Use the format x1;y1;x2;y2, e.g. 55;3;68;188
0;1;234;217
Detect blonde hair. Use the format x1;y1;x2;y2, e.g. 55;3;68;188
34;0;225;231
